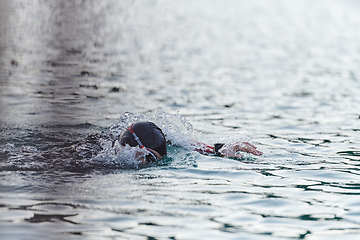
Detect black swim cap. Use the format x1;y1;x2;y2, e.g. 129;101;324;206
119;121;167;157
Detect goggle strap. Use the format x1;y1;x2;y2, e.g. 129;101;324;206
128;124;145;148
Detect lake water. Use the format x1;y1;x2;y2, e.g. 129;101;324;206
1;0;360;239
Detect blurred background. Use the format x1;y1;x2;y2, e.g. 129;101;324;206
1;0;359;131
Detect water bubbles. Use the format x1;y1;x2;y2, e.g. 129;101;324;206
21;146;38;153
108;111;198;151
93;111;200;168
91;142;143;169
2;143;15;152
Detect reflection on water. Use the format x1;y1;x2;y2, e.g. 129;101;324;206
2;0;360;239
0;0;130;127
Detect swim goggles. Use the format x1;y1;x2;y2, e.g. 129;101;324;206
128;124;158;163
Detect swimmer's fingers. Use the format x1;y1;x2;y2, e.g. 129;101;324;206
242;142;257;149
238;142;263;156
218;142;262;159
218;146;242;159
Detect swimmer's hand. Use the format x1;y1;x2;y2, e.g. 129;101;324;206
219;142;263;159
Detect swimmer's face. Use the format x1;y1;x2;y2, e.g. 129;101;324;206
121;142;162;164
142;148;162;163
147;148;162;160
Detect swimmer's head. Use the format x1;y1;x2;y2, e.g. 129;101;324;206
119;121;167;157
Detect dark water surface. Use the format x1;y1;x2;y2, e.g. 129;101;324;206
2;0;360;239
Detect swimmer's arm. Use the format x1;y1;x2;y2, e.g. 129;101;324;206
192;141;263;159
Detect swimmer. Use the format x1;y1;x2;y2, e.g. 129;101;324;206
119;121;263;165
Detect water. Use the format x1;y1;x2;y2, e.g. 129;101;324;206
1;0;360;239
